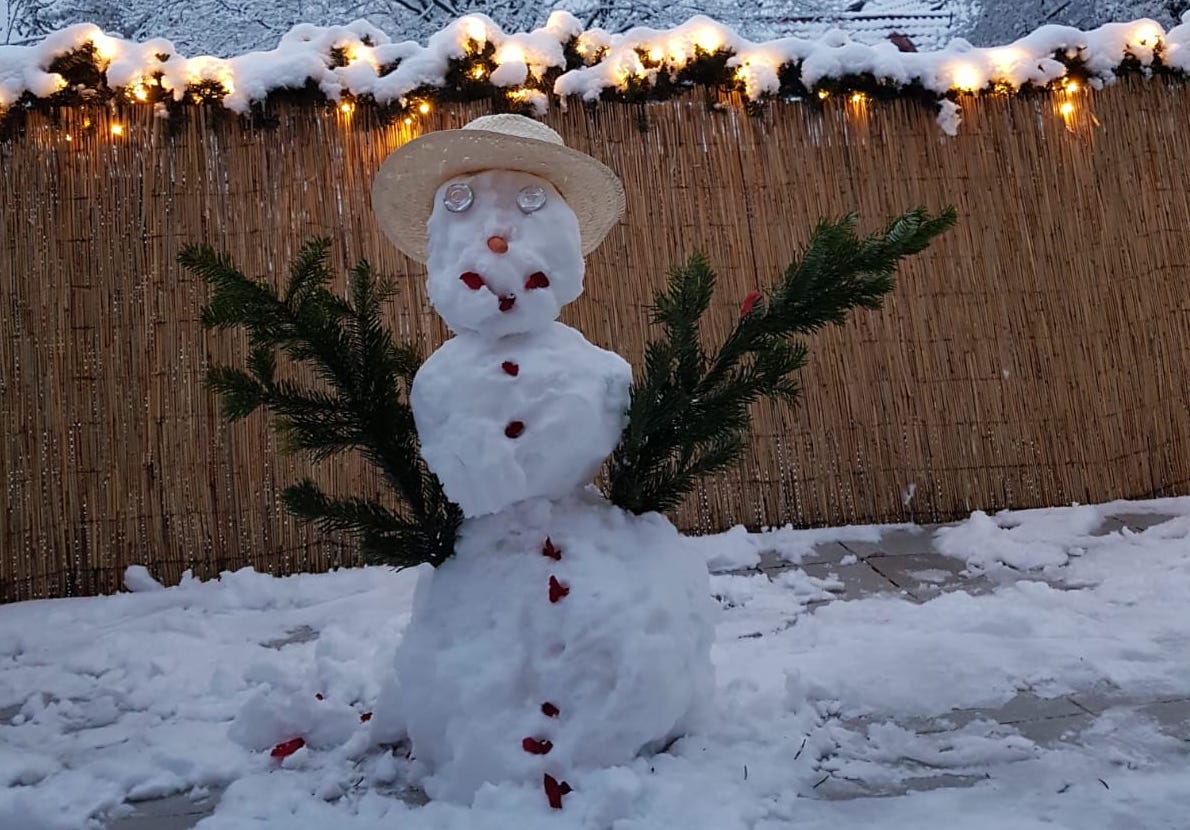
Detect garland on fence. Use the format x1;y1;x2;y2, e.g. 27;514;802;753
0;13;1187;138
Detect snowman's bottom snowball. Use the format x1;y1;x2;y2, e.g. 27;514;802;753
390;490;716;804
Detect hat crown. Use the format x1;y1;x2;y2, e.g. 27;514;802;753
461;114;564;147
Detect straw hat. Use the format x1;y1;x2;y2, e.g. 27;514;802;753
372;114;625;264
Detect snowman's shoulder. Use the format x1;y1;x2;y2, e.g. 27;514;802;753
547;323;632;376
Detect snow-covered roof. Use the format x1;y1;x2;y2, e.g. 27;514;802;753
0;11;1184;136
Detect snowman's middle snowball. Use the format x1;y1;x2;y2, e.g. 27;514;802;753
426;170;583;338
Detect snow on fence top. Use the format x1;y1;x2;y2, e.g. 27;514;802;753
0;11;1185;136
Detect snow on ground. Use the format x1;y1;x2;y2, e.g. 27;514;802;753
1;497;1188;829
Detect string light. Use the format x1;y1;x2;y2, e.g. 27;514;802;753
951;64;982;92
693;27;723;53
460;16;487;47
850;92;866;104
1064;79;1080;93
647;46;665;63
339;101;354;114
1131;23;1162;48
109;123;124;136
90;35;119;62
470;65;487;80
495;43;526;66
417;101;432;115
1059;101;1075;116
817;89;830;100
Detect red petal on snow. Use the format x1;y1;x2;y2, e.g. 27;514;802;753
498;295;516;312
270;737;305;759
740;290;762;317
541;702;560;718
504;420;525;439
360;712;372;722
548;575;569;604
544;774;572;809
501;360;520;376
542;537;562;560
522;737;553;755
460;272;484;291
525;271;550;289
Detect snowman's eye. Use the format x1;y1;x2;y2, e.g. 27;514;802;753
516;185;547;214
443;183;474;213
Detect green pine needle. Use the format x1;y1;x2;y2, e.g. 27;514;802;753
182;239;461;569
605;206;956;516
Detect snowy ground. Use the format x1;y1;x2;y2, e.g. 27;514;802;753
1;498;1188;830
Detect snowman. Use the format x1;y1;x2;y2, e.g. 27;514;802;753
371;115;715;807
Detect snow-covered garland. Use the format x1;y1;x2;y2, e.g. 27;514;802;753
0;11;1187;137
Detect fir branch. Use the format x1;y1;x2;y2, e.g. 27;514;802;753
183;239;461;568
606;207;957;516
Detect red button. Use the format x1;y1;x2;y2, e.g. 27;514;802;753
522;737;553;755
460;272;483;290
541;702;560;717
505;421;525;438
549;575;569;603
502;361;519;376
525;272;550;289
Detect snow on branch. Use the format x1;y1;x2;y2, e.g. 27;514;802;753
0;11;1186;134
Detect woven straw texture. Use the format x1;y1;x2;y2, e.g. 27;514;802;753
2;80;1188;602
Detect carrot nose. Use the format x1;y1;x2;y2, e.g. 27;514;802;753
487;235;508;254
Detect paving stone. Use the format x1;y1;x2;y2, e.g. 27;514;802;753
908;693;1087;734
1010;713;1095;746
0;702;22;723
799;560;907;601
797;541;855;567
1106;512;1178;532
106;790;221;830
260;624;319;649
750;543;853;575
837;527;937;559
1139;698;1190;741
864;553;985;601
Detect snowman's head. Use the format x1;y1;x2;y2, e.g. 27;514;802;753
425;169;584;337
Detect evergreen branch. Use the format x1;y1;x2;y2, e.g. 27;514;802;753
184;240;461;569
606;207;956;516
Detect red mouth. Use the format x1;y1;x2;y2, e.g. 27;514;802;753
499;296;516;312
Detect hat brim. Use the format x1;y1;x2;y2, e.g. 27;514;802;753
372;128;626;264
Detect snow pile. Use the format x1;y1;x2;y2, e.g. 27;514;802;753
935;496;1190;570
390;492;715;803
2;12;1186;133
1;498;1189;828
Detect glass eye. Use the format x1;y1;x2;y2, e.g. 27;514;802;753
516;185;547;214
443;182;474;212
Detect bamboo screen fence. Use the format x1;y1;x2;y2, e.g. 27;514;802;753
2;78;1189;602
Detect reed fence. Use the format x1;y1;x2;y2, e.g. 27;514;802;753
2;78;1188;602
